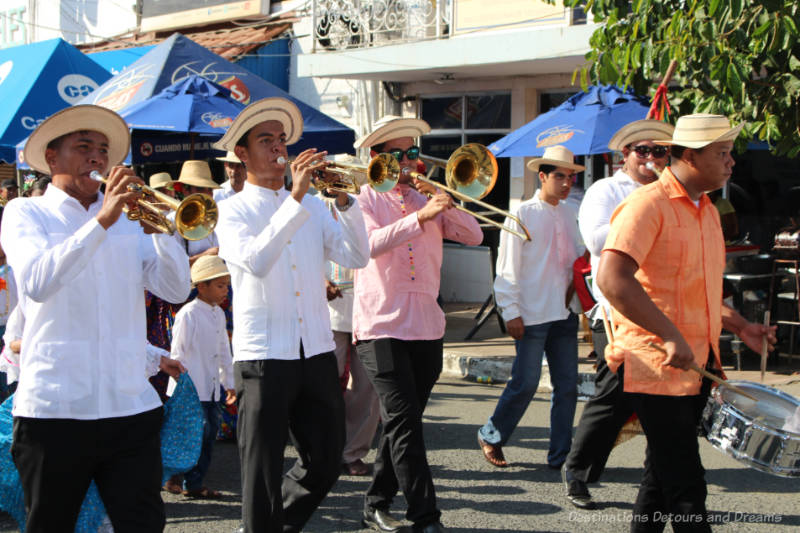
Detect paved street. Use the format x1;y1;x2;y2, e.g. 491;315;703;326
5;377;797;533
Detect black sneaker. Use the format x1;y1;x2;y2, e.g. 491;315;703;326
562;464;597;510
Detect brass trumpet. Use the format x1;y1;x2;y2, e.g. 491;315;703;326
366;144;532;241
90;171;218;241
278;155;363;195
645;161;664;178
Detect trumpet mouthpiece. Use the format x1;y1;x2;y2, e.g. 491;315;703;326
277;156;288;165
89;171;104;182
645;162;658;172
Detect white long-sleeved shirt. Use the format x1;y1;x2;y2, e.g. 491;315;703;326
213;181;236;203
577;170;643;319
0;303;23;384
217;182;369;361
495;191;583;326
1;185;191;419
167;298;233;401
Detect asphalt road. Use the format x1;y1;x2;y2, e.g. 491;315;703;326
3;378;799;532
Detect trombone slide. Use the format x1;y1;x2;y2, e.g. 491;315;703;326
406;169;531;241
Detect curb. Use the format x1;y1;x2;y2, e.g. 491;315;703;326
442;351;597;397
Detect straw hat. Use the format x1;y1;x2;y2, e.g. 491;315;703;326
653;114;744;149
354;115;431;150
214;97;303;152
25;105;130;174
607;119;675;151
216;151;242;164
191;255;229;285
177;160;220;189
149;172;174;190
526;145;585;172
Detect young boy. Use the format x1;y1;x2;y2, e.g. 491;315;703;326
167;254;235;498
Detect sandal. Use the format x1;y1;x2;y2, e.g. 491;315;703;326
162;476;183;495
342;459;371;476
478;435;508;468
182;486;222;499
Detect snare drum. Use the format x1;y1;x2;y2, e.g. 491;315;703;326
701;381;800;477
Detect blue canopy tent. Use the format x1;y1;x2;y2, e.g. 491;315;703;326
489;85;652;157
76;33;354;157
0;38;111;164
121;75;246;164
87;46;155;76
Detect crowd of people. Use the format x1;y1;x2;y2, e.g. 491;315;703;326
0;96;779;533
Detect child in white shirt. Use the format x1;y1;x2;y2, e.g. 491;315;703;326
167;255;235;498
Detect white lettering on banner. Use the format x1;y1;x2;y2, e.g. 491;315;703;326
21;116;44;130
0;60;12;86
57;74;99;105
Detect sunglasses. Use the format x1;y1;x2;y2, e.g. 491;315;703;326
632;145;669;158
388;146;420;162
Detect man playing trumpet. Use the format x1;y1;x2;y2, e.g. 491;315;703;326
213;97;369;533
352;116;483;533
1;105;191;532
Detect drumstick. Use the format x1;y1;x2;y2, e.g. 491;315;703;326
761;311;770;383
602;307;614;343
647;342;758;402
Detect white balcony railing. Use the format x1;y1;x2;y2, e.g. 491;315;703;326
311;0;452;52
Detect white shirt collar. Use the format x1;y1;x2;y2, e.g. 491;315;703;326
243;180;287;199
43;182;104;211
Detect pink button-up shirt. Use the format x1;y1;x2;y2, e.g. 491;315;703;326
353;184;483;341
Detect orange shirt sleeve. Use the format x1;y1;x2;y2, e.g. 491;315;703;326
603;192;663;268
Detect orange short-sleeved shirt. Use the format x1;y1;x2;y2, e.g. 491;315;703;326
602;168;725;396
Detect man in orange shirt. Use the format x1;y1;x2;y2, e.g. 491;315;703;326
598;114;776;532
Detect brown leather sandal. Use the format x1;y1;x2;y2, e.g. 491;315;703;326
182;486;222;499
478;435;509;467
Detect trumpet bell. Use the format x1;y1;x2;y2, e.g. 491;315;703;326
367;153;400;193
175;193;218;241
445;143;498;201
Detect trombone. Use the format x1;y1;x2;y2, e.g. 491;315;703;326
90;171;218;241
367;144;532;241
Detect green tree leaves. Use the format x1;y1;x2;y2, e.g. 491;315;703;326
564;0;800;155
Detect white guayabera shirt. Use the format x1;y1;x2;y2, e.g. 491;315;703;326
577;169;643;320
217;182;369;362
1;185;191;420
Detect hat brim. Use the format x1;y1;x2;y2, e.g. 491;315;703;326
354;118;431;149
214;98;303;152
178;176;220;189
25;105;130;175
192;270;230;285
526;158;585;172
607;120;676;151
216;154;242;163
654;122;745;148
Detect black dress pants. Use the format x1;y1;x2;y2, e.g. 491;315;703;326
235;352;344;533
356;338;443;528
565;320;634;482
627;367;712;533
12;407;165;533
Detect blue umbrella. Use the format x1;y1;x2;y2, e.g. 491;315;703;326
120;74;244;135
489;85;651;157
